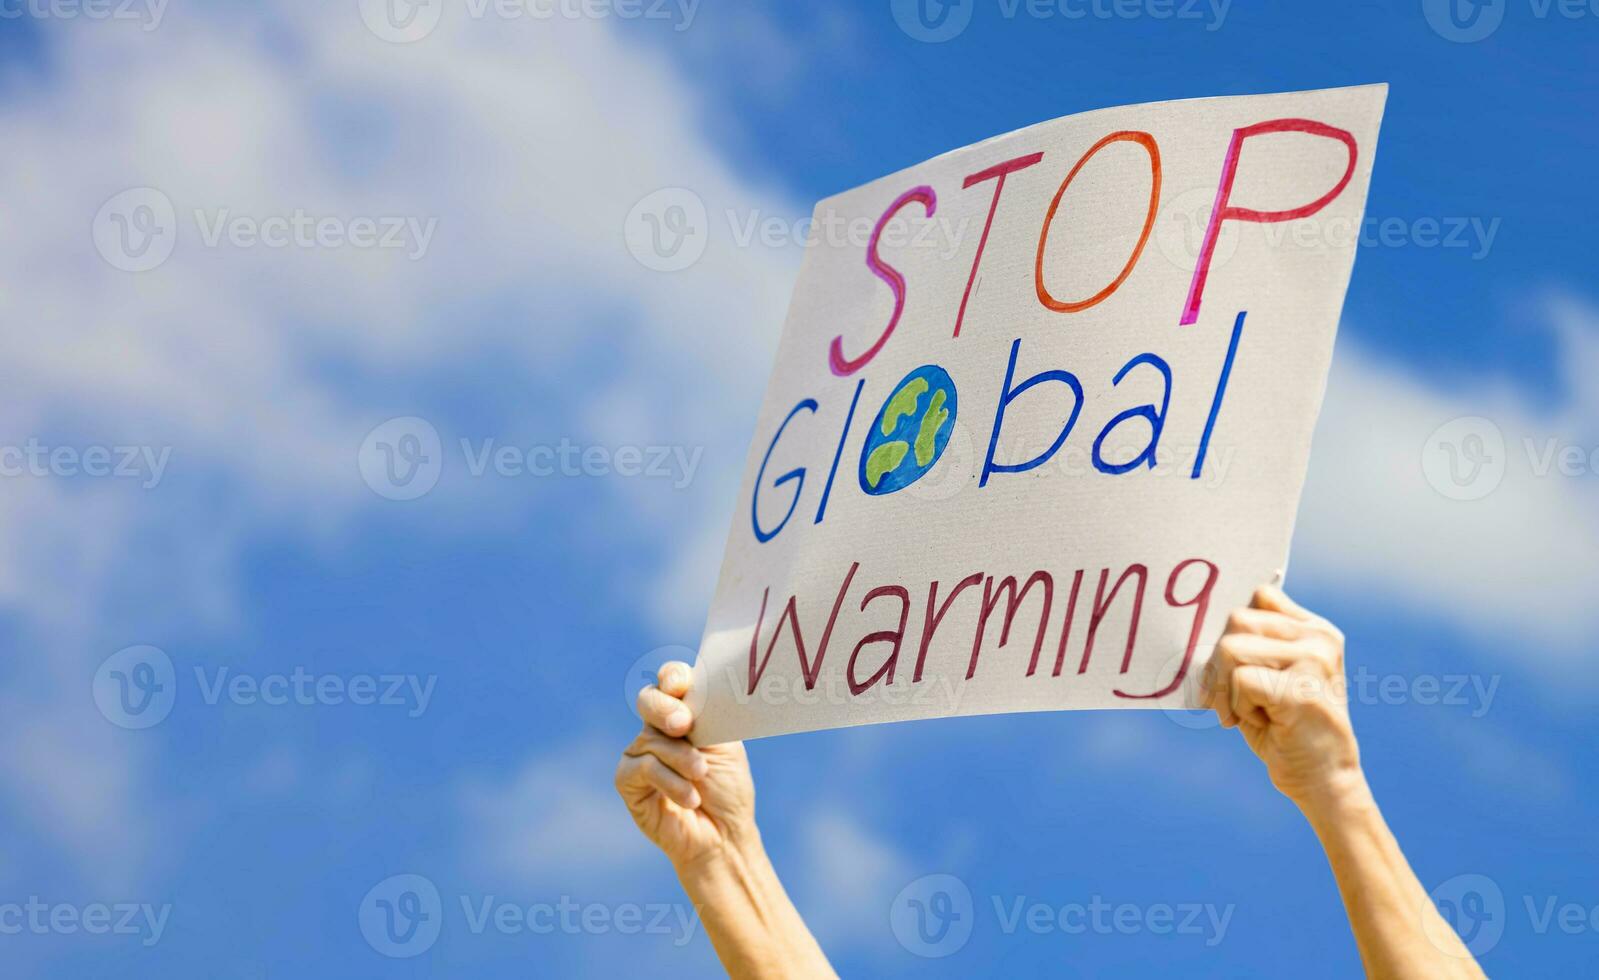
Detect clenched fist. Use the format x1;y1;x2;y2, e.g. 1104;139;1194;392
615;661;758;872
1202;583;1363;814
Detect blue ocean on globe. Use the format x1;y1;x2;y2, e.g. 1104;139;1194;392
858;364;958;496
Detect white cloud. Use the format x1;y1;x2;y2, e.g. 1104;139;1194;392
4;0;1594;902
0;3;800;883
790;805;913;950
1296;294;1599;664
458;737;650;884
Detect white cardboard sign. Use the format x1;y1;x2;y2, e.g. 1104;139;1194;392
689;85;1387;744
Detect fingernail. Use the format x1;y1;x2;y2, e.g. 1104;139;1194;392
691;754;709;779
685;787;702;809
668;709;692;732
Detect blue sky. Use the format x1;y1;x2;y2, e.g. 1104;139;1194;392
0;1;1595;976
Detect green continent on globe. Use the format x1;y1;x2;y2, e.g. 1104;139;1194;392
879;377;928;437
865;439;910;489
862;370;954;491
913;388;949;467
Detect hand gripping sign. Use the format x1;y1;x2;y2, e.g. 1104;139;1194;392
688;85;1387;744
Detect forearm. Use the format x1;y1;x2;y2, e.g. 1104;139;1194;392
1304;777;1487;979
675;830;836;980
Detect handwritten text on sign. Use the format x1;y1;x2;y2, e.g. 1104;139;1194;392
689;86;1387;744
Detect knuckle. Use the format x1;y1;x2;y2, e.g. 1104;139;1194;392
1306;637;1340;671
1312;618;1344;646
635;685;658;715
614;755;638;791
1239;672;1272;703
640;756;668;784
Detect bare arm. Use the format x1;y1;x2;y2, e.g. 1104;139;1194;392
616;662;835;979
1204;584;1487;979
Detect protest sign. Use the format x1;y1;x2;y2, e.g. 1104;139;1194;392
688;85;1387;744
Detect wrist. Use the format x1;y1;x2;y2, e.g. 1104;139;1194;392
672;823;773;905
1295;767;1376;832
672;826;834;979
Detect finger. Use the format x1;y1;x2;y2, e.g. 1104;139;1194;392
1213;632;1326;673
1204;630;1323;727
614;751;649;797
656;661;693;700
637;685;693;736
1200;656;1238;729
1221;607;1304;641
627;729;710;781
1250;583;1314;621
1230;664;1281;728
1236;714;1268;756
637;754;701;809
